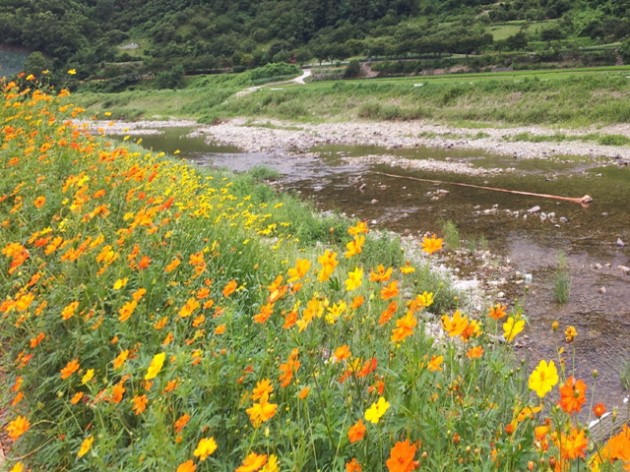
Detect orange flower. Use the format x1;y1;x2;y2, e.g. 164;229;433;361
557;427;588;460
253;303;274;324
118;300;137;322
380;281;399;300
132;394;148;415
222;279;238;297
214;324;226;335
6;415;30;440
61;301;79;320
179;297;200;318
346;458;363;472
235;452;268;472
488;304;507;320
176;460;196;472
174;413;190;434
558;376;587;414
164;257;181;273
60;358;80;379
348;419;366;443
378;301;398;326
252;379;274;401
287;258;311;283
592;403;607;418
333;345;352;362
33;195;46;208
391;311;417;343
297;386;311;399
113;349;130;369
442;310;469;338
386;439;420;472
278;348;300;387
466;346;484;359
427;355;443;372
370;264;393;283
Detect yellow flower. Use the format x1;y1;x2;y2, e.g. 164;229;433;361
77;435;94;458
261;454;280;472
67;69;77;75
6;415;30;440
113;278;128;290
193;437;218;461
81;369;95;385
421;234;443;254
528;360;559;398
144;352;166;380
345;267;363;291
345;235;365;258
427;355;444;372
317;249;338;281
10;462;25;472
364;396;390;424
503;316;525;342
287;258;311;283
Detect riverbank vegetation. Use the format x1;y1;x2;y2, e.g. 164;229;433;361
2;77;630;471
74;66;630;128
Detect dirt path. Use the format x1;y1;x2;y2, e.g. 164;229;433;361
233;69;312;98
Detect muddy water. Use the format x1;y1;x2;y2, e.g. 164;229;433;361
136;128;630;412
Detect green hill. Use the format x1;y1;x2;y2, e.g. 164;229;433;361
1;0;630;84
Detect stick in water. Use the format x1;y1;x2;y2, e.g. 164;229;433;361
370;171;593;206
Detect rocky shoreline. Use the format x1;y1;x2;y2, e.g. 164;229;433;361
83;117;630;164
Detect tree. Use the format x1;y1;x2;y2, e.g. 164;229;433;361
24;52;50;76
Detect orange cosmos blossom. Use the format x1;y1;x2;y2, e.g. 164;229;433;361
380;280;399;300
466;346;484;359
333;344;352;362
427;355;444;372
557;427;588;460
252;378;273;400
278;348;300;387
176;460;196;472
386;439;420;472
297;386;311;399
235;452;268;472
33;195;46;208
441;310;469;338
348;419;366;443
6;415;30;440
346;458;363;472
370;264;393;283
391;311;417;343
592;403;607;418
60;358;80;379
253;302;274;324
558;376;587;414
222;279;238;297
132;394;148;415
488;303;507;320
174;413;190;434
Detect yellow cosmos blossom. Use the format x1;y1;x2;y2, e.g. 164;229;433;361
345;267;363;291
364;396;390;424
348;221;369;236
6;415;30;440
246;392;278;428
345;235;365;258
528;360;559;398
421;234;443;254
178;297;200;318
81;369;95;385
287;258;311;282
317;249;338;282
236;452;268;472
67;69;77;75
9;462;25;472
113;278;128;290
391;311;417;343
427;355;444;372
193;437;218;461
144;352;166;380
503;316;525;342
77;435;94;458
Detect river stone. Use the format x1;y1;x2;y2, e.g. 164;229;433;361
618;265;630;275
527;205;541;214
598;287;607;294
617;238;625;247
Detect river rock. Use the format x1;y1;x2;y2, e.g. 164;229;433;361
617;238;625;247
527;205;541;214
618;265;630;275
598;287;607;294
593;263;603;270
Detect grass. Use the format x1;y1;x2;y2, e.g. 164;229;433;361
621;360;630;391
553;252;572;304
74;65;630;127
508;131;630;146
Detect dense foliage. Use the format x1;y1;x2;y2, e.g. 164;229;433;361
2;74;630;472
1;0;630;84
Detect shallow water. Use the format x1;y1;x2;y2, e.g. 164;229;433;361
133;127;630;411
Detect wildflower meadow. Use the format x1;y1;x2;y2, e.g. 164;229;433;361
1;77;629;471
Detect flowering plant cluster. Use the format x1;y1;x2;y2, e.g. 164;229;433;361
1;79;628;471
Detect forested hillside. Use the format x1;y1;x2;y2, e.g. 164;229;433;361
1;0;630;84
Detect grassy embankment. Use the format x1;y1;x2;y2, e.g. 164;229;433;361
2;79;630;471
74;66;630;129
